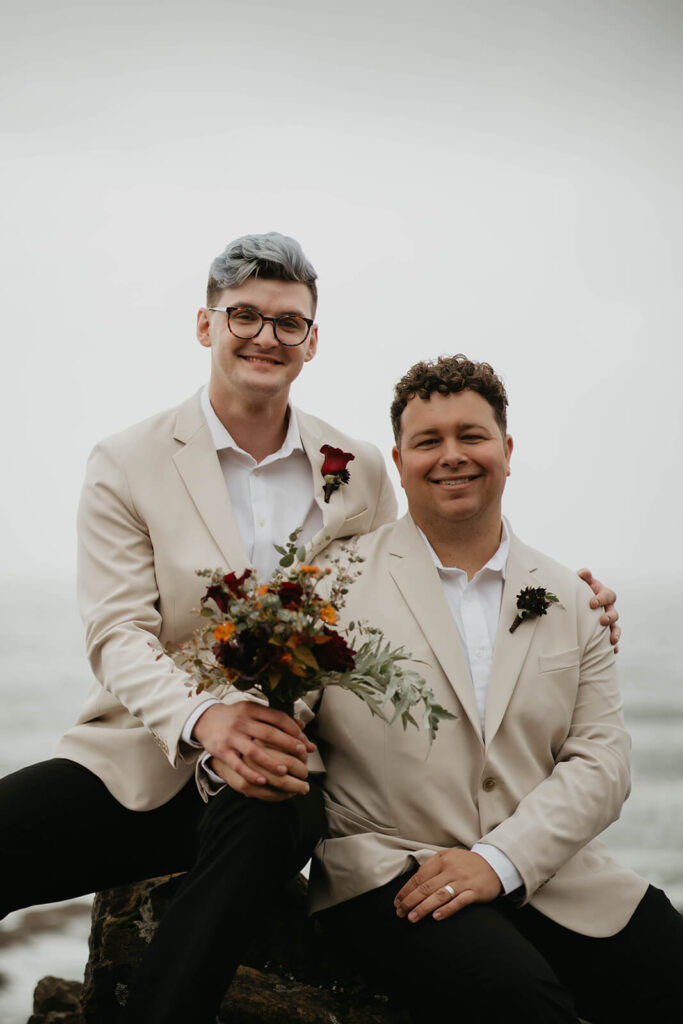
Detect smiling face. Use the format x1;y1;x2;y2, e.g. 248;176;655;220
392;389;513;538
197;277;318;406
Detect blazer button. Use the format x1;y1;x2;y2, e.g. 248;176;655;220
482;777;497;792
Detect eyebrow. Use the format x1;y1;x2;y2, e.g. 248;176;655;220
231;302;310;318
407;422;492;441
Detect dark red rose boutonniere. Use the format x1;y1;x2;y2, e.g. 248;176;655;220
320;445;355;503
509;586;562;633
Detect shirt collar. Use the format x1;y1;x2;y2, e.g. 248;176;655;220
200;384;304;459
418;517;511;580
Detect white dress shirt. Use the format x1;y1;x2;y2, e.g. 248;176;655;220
418;519;524;895
200;385;323;580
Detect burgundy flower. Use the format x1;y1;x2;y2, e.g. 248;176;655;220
277;581;304;609
202;570;252;612
509;586;560;633
213;623;274;680
320;445;355;503
320;445;355;476
314;628;356;672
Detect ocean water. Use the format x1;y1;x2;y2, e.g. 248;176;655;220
0;578;681;1024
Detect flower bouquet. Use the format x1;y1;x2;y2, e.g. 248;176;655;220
166;532;454;744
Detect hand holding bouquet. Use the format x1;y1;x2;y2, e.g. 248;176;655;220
166;532;454;745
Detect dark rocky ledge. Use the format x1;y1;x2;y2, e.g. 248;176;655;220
28;874;408;1024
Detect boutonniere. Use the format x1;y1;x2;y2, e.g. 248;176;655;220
509;586;562;633
320;445;355;503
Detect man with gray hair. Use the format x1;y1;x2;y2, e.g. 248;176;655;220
0;234;619;1023
0;232;398;1023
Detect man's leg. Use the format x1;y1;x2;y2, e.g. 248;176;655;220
505;885;683;1024
0;759;200;918
120;780;326;1024
319;872;580;1024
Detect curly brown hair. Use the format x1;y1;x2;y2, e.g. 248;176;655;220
390;354;508;444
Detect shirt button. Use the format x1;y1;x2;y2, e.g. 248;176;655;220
482;777;497;792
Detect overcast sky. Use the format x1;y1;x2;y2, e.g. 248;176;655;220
2;0;682;588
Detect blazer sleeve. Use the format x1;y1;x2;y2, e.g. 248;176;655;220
77;442;211;766
479;604;631;901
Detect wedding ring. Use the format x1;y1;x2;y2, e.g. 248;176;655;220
444;884;456;898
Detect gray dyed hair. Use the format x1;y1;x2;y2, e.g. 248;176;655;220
207;232;318;313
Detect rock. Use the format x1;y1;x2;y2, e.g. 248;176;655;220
30;874;407;1024
28;976;84;1024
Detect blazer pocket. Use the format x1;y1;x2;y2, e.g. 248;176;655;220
538;647;580;674
324;796;399;837
342;507;369;525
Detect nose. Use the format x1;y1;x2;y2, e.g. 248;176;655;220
253;319;280;347
440;439;466;466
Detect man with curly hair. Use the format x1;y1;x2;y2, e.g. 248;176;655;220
302;355;683;1024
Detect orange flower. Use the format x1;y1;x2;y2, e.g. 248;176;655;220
280;652;293;665
300;565;322;575
320;604;337;625
213;622;235;642
257;585;270;596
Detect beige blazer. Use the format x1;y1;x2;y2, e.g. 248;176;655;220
310;516;648;937
55;391;397;810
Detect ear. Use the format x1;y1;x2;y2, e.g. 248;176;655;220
303;324;318;363
196;308;212;349
391;444;403;484
504;434;513;476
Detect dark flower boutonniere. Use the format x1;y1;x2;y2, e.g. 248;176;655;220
509;586;561;633
320;445;355;503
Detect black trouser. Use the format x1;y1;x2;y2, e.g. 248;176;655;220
0;758;326;1024
320;871;683;1024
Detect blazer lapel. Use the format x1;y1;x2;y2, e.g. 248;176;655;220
297;412;348;558
387;518;484;741
171;394;250;573
484;535;540;745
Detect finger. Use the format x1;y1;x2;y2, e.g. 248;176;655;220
219;751;308;797
210;756;272;795
241;754;310;795
293;720;317;753
219;749;268;785
577;568;593;585
590;587;617;609
404;882;457;922
240;703;307;738
224;730;308;775
396;876;442;916
235;720;309;760
433;888;476;920
253;747;309;781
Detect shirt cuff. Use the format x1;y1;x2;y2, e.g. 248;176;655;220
472;842;524;895
181;698;221;748
199;750;226;789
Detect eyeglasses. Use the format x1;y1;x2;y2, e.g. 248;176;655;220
206;306;314;347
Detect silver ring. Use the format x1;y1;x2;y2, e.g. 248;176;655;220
444;884;456;898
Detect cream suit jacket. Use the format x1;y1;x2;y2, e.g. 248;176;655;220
310;516;648;937
55;391;397;810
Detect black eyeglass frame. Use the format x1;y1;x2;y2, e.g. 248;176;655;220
206;306;315;347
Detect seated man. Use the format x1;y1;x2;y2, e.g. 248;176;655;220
0;232;398;1024
307;355;683;1024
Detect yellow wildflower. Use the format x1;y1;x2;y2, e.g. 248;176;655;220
320;604;337;625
